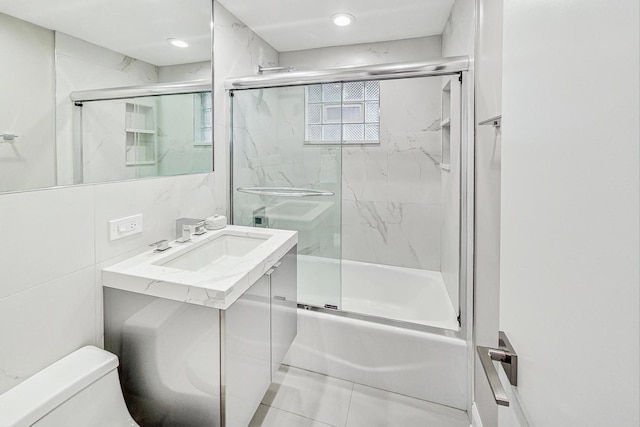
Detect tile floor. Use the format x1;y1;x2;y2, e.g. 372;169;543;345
249;366;469;427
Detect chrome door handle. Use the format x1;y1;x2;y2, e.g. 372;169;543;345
477;331;518;407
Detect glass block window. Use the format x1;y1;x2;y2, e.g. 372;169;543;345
305;81;380;144
194;92;212;146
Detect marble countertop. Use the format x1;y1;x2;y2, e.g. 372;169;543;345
102;225;297;310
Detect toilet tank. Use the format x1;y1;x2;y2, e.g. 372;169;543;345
0;346;137;427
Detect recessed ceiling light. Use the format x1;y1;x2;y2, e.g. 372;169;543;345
332;13;355;27
167;38;189;48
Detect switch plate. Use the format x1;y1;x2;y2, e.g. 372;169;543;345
109;214;143;241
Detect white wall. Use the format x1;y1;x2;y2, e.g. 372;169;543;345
280;37;442;68
158;61;211;83
500;0;639;425
0;173;218;394
0;13;55;192
472;0;502;426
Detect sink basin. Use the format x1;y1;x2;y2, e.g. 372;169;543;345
102;225;297;310
155;232;270;272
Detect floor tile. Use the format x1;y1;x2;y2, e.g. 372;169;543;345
262;366;354;427
345;384;468;427
249;405;335;427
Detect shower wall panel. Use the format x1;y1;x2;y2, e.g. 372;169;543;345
233;86;342;260
281;38;444;270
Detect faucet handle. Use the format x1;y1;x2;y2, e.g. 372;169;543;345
177;224;191;243
194;221;206;236
149;239;170;252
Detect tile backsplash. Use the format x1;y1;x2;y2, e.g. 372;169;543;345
0;173;218;394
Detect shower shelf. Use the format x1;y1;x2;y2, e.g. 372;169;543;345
125;102;157;166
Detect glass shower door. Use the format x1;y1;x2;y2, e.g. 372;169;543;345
230;85;342;309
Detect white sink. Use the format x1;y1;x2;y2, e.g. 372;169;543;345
156;233;269;272
102;225;298;310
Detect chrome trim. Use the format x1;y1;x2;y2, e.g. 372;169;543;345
498;331;518;386
228;91;234;222
0;133;18;141
219;309;226;427
257;65;295;74
210;0;215;171
477;345;510;406
476;331;519;407
297;304;462;338
237;187;335;197
459;71;470;335
70;79;212;104
478;114;502;128
225;56;469;90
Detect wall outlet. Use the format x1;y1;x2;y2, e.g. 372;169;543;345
109;214;143;241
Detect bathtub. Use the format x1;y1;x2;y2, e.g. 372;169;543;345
298;255;459;330
283;309;467;410
287;255;467;410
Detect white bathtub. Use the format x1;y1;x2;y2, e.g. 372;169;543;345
284;309;468;410
298;255;459;330
289;255;467;410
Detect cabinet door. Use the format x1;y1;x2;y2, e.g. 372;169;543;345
269;246;298;378
224;275;271;427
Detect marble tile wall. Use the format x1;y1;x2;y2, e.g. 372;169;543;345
0;13;56;193
156;61;213;178
158;61;211;83
213;1;279;213
0;173;218;395
55;32;160;185
280;38;444;270
155;93;213;177
232;85;342;259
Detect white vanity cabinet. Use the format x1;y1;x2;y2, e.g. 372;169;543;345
103;242;297;427
224;274;271;427
268;247;298;379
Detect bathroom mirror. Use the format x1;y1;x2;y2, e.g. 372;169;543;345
0;0;213;193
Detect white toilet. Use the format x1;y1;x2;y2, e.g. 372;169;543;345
0;346;139;427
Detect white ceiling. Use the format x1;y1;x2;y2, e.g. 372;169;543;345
0;0;454;67
0;0;211;66
217;0;455;52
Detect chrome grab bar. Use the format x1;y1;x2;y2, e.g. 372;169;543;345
236;187;335;197
476;331;518;407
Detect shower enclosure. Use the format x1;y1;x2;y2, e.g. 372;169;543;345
228;58;468;332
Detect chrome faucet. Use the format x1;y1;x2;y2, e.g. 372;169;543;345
175;218;206;243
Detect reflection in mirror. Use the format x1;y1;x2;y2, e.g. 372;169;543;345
78;92;212;184
0;0;212;193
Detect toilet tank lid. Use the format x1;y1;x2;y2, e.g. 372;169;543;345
0;346;119;426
